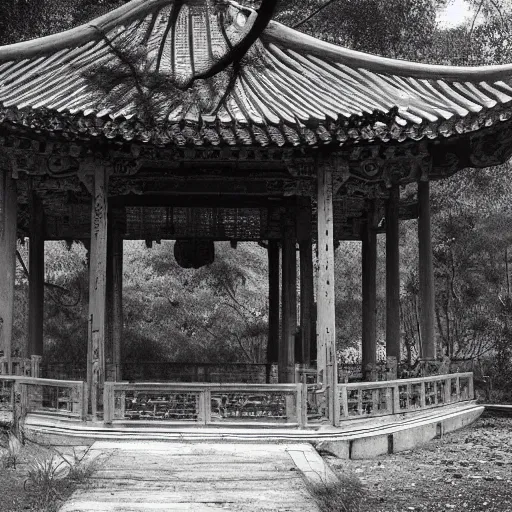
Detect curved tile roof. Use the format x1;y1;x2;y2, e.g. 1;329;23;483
1;0;512;147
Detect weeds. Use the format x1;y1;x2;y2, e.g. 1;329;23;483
0;429;97;511
24;453;66;508
54;445;96;482
308;474;365;512
0;425;22;469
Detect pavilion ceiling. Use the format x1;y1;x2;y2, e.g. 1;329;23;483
1;0;512;151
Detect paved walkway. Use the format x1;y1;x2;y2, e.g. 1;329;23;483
59;442;337;511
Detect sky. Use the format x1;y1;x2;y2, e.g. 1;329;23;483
437;0;475;28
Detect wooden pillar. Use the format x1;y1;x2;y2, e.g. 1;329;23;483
267;240;280;367
386;185;401;361
362;200;377;378
28;192;45;358
87;167;108;418
316;164;338;422
418;180;436;359
0;171;17;364
112;225;123;381
106;215;123;382
280;211;296;383
297;197;313;366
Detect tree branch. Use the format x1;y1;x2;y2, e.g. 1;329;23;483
183;0;277;87
293;0;339;29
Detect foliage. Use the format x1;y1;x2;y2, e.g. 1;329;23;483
276;0;447;60
121;241;269;365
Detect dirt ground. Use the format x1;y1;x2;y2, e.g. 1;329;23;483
327;413;512;512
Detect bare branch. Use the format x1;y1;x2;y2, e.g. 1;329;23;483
293;0;340;29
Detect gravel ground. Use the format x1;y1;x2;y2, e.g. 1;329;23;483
326;414;512;512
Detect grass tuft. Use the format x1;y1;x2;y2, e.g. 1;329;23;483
308;474;365;512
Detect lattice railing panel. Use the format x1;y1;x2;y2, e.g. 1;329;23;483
114;391;200;421
338;373;474;423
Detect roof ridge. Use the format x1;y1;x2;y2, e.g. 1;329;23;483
263;21;512;82
0;0;169;61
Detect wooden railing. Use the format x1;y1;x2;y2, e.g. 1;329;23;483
0;376;87;424
103;382;306;427
0;356;42;378
337;373;474;423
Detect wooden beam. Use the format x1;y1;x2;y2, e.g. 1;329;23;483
0;172;17;364
267;240;280;367
362;200;377;378
386;185;401;361
28;192;45;358
418;180;436;359
297;197;313;366
280;212;296;383
87;167;108;418
316;164;338;422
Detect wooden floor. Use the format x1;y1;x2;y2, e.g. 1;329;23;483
58;442;336;511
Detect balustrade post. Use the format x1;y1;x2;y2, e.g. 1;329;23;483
198;390;207;424
385;386;393;414
469;374;474;400
333;384;341;426
455;376;460;402
393;384;400;414
357;389;363;415
103;382;113;425
444;377;451;404
31;355;42;378
297;383;307;428
204;389;212;424
420;382;426;408
340;385;349;419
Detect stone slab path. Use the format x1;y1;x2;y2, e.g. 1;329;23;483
59;442;337;511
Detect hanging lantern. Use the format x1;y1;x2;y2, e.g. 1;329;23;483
174;239;215;269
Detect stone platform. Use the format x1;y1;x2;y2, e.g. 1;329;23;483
25;402;483;460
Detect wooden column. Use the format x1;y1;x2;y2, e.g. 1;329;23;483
418;180;436;359
87;167;108;418
280;211;296;383
266;240;280;368
297;197;313;366
316;164;338;422
28;192;45;358
362;200;377;377
112;225;123;381
106;216;123;381
386;185;401;361
0;171;17;364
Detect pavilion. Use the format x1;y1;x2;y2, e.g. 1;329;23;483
0;0;507;427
